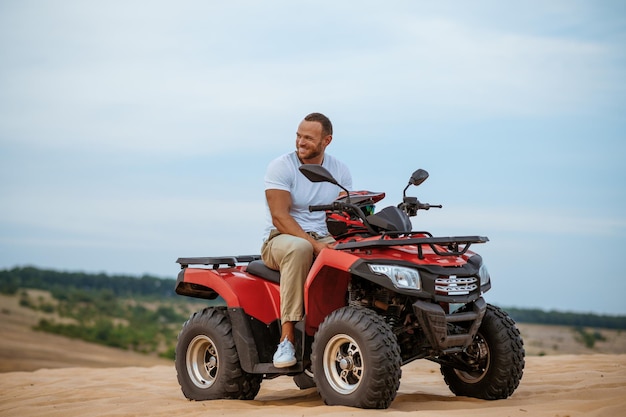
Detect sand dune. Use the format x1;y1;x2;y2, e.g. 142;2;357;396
1;355;624;417
0;293;171;372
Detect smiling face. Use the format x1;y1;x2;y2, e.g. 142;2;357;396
295;119;332;164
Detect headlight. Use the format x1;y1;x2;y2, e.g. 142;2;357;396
369;264;421;290
479;263;490;286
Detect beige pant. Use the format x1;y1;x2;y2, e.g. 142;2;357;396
261;230;335;322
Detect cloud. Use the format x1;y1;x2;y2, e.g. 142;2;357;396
2;1;623;158
0;190;267;255
332;17;617;117
417;204;626;237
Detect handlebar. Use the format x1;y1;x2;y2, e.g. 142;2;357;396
399;198;443;217
310;200;368;213
309;200;380;236
311;201;442;214
309;204;335;212
310;197;443;236
419;203;442;210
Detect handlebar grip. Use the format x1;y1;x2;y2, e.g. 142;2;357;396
309;204;335;212
419;203;443;210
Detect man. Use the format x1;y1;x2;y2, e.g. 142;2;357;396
261;112;352;368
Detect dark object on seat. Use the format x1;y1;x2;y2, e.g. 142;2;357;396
246;260;280;284
368;206;413;232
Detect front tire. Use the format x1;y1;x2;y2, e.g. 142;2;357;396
175;307;262;400
312;307;401;409
441;304;525;399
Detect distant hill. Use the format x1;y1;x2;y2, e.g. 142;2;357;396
1;266;625;330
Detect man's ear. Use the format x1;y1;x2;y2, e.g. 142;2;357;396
324;134;333;146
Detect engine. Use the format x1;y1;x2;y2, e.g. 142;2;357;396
347;278;430;361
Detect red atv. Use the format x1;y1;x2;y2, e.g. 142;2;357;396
174;165;525;409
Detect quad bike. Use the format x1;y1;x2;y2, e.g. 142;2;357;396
173;165;525;409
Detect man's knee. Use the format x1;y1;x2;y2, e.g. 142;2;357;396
286;237;314;258
280;237;314;270
262;234;314;269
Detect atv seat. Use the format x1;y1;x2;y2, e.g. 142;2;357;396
246;260;280;284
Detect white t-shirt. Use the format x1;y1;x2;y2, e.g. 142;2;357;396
263;151;352;240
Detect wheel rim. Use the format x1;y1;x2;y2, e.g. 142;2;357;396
323;333;363;394
454;332;491;383
186;334;219;389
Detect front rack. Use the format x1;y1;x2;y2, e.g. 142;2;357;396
176;255;261;269
334;232;488;259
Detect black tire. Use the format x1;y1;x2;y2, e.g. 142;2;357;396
175;307;262;400
311;307;401;409
293;369;316;390
441;304;525;399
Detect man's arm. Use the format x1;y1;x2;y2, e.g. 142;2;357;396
265;189;332;255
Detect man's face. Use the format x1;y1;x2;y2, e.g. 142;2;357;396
295;120;331;163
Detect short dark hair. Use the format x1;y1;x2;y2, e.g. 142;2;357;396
304;112;333;137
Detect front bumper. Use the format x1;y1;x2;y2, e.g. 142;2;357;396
412;297;486;353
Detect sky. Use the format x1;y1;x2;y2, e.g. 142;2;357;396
1;1;625;315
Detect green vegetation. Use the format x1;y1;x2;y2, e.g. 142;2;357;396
2;267;212;359
504;307;626;330
28;288;191;356
572;327;607;349
1;266;625;357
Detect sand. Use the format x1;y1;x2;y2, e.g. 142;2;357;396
0;355;624;417
2;293;625;416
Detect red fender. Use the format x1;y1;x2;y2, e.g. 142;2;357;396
304;248;359;335
180;267;281;325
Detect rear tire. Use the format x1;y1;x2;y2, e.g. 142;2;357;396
175;307;262;400
293;368;316;390
441;304;525;399
312;307;401;409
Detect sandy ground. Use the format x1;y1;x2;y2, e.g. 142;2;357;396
0;355;624;417
1;293;625;416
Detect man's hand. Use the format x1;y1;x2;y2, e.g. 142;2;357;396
266;188;335;254
312;240;334;256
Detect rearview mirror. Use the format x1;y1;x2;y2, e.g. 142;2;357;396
403;168;429;198
299;164;351;202
298;164;338;185
409;169;429;186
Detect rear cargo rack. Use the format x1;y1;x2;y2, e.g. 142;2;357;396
176;255;261;269
335;233;488;259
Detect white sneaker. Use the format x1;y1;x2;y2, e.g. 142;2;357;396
273;339;296;368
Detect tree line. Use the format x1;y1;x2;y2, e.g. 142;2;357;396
504;307;625;330
0;266;176;299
